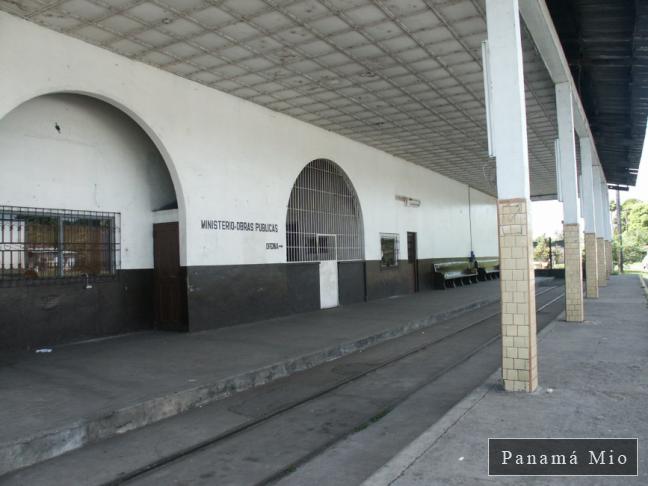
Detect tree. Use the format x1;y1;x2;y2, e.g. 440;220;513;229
533;235;550;263
611;198;648;264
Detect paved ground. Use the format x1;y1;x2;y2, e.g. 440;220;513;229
274;284;565;486
1;282;564;485
364;275;648;486
0;279;503;474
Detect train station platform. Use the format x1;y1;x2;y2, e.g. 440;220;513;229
364;275;648;486
0;279;512;475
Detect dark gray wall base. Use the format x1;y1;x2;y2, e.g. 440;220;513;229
416;259;437;292
0;270;154;351
186;263;320;332
338;261;366;305
365;260;415;301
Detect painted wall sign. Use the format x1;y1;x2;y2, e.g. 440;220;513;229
200;219;279;233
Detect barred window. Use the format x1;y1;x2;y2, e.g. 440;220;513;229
380;233;399;268
0;206;120;283
286;159;364;262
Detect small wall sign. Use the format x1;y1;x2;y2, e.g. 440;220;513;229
200;219;279;233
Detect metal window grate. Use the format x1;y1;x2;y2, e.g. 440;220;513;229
286;159;364;262
380;233;399;268
0;206;120;285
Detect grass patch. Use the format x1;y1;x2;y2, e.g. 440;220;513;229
353;408;393;433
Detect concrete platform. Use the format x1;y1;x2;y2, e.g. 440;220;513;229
0;280;507;475
364;275;648;486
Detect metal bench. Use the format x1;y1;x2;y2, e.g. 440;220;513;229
432;260;479;289
476;258;500;281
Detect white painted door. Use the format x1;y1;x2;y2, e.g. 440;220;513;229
317;234;338;309
319;260;339;309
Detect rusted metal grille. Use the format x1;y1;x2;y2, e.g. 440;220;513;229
286;159;364;262
0;206;120;285
380;233;399;268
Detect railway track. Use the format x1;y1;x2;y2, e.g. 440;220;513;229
111;285;565;486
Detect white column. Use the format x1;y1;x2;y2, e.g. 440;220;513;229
593;168;607;286
488;1;530;198
580;137;599;298
556;84;581;224
486;0;537;393
602;180;613;277
579;139;597;234
556;83;584;321
593;168;604;236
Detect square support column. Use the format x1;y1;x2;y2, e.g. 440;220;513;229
601;181;612;279
593;168;607;288
556;83;584;321
498;199;538;392
579;137;598;298
486;0;537;392
563;224;584;320
597;237;607;287
584;233;598;297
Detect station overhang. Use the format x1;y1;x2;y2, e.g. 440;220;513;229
547;0;648;187
0;0;642;196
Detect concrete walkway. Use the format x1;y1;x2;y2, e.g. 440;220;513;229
364;275;648;485
0;279;504;475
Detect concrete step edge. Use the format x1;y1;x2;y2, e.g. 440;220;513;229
0;296;499;476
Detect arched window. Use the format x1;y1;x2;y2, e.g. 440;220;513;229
286;159;364;262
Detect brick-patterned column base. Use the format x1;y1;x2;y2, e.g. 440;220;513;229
564;224;584;321
584;233;599;298
498;198;538;392
606;240;613;277
597;237;607;287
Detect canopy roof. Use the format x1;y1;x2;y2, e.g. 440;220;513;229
548;0;647;187
2;0;640;195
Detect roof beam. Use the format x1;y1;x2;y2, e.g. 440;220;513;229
519;0;596;148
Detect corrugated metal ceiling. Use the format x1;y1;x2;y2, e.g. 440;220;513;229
548;0;647;187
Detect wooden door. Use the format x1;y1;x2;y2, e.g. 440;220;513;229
407;232;419;292
153;222;187;331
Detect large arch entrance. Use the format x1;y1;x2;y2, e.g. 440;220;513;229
286;159;364;308
0;93;185;349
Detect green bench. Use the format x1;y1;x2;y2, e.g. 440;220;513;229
476;258;500;281
432;260;479;289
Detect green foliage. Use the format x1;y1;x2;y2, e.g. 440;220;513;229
533;235;550;262
533;234;563;264
612;199;648;264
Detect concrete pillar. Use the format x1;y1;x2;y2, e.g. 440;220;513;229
584;233;598;296
579;137;598;298
486;0;537;392
607;196;613;276
607;240;613;276
601;181;613;278
597;237;607;286
593;169;607;287
556;83;584;321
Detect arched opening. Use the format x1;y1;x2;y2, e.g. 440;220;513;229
0;93;185;349
286;159;364;262
286;159;364;308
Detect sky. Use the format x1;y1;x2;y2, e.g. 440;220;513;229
531;132;648;238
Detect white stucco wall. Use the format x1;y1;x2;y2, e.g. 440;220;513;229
0;94;176;269
0;12;498;267
469;187;500;257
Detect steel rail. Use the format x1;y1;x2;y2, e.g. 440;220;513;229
112;285;564;485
